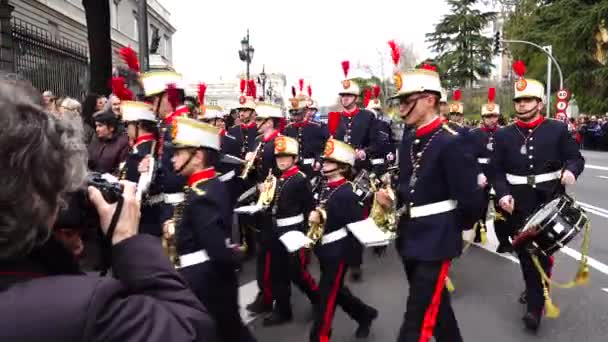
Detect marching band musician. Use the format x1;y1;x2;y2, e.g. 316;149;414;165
245;103;285;315
263;136;319;326
138;71;189;235
335;60;379;282
492;61;585;331
229;80;259;259
376;63;483;342
365;85;395;176
167;116;257;342
308;132;379;341
468;88;512;251
284;86;328;178
447;89;469;134
120;101;163;236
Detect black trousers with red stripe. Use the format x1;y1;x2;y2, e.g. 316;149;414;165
397;258;462;342
256;242;274;307
309;260;375;342
271;239;319;314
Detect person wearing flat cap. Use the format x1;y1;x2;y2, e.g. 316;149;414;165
87;110;129;175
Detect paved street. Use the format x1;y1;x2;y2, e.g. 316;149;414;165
238;150;608;342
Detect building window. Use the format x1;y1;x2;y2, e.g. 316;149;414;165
163;34;170;58
133;11;138;40
48;21;60;40
110;0;120;29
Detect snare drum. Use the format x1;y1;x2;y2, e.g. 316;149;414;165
352;169;373;201
517;194;588;255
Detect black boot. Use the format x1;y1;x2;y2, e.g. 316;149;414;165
496;243;514;254
246;293;272;314
350;266;362;282
518;290;527;304
522;311;541;332
355;307;378;338
262;310;293;326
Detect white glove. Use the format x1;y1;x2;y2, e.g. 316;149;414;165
477;173;488;189
561;169;576;186
499;195;515;214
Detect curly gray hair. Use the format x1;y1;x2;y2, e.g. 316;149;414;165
0;81;88;259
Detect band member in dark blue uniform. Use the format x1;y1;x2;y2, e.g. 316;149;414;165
376;64;484;342
308;136;378;341
166;117;257;342
334;61;378;281
120;101;162;236
243;103;285;315
138;72;189;235
468;88;512;251
492;62;585;332
284;88;328;178
263;136;319;326
365;85;395;176
447;89;469;135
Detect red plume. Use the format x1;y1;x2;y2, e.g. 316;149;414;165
240;79;246;94
488;87;496;103
513;60;526;78
198;83;207;105
363;88;372;108
291;86;296;98
388;40;400;67
420;63;437;72
373;85;381;99
453;89;462;102
247;80;256;97
328;111;341;137
118;46;140;73
166;83;180;111
307;85;312;97
299;79;304;92
341;60;350;78
111;76;133;101
250;81;257;98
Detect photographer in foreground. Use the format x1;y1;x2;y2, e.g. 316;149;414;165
0;82;217;342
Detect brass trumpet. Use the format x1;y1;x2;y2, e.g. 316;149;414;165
240;142;263;179
163;188;186;267
306;207;327;247
369;172;397;238
257;169;277;207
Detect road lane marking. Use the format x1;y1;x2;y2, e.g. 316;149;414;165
597;176;608;180
602;288;608;294
238;280;261;324
578;201;608;215
586;164;608;172
561;247;608;276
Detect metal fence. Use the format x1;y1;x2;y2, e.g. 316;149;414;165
12;17;89;99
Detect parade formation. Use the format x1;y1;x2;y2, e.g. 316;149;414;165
0;33;598;341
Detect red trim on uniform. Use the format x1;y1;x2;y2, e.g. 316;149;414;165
515;115;545;129
299;249;319;291
440;118;448;124
419;260;451;342
327;178;347;188
263;251;273;305
363;206;370;219
319;262;345;342
187;167;216;187
291;120;309;128
0;271;45;278
281;166;300;179
241;121;256;129
218;128;226;137
134;133;155;147
263;129;280;143
416;116;442;137
481;125;497;133
163;105;189;125
342;107;360;118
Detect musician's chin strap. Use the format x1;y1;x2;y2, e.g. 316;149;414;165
175;149;196;175
515;104;539;120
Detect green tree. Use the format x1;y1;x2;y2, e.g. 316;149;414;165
426;0;497;88
503;0;608;114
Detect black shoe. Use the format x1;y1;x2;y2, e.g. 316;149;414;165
496;243;514;254
246;294;272;314
518;290;527;304
522;311;541;332
350;267;362;282
262;311;293;326
355;308;378;338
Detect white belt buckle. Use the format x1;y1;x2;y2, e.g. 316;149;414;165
409;199;457;219
477;158;489;164
321;228;348;245
178;250;210;269
302;158;314;165
371;158;384;166
276;214;304;227
164;193;185;205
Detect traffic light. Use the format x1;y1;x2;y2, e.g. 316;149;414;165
493;31;501;55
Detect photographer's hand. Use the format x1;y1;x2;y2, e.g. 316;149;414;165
88;181;140;245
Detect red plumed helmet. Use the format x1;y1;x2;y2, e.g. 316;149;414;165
198;83;207;105
118;46;140;73
373;85;381;99
166;83;180;111
488;87;496;103
307;85;312;98
111;76;133;101
299;79;304;92
513;60;526;78
453;89;462;102
291;86;296;98
328;111;341;137
341;60;350;78
388;40;400;67
363;88;372;108
240;79;246;94
420;63;437;72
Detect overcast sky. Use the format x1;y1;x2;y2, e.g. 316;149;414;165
164;0;451;106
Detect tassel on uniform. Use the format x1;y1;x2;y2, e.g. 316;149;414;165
575;263;590;286
543;282;560;318
445;277;455;293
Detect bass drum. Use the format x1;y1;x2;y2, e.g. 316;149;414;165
518;194;588;256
